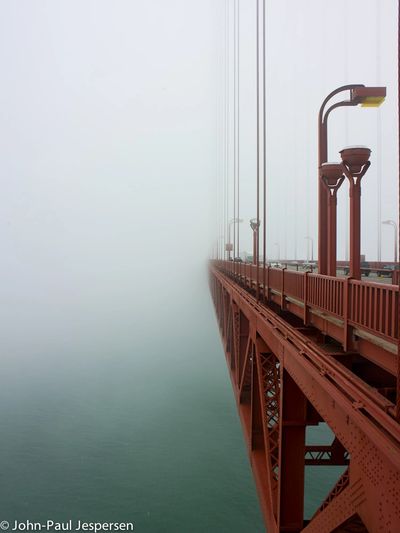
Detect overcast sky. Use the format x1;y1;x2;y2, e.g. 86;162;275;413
0;0;219;355
0;0;398;354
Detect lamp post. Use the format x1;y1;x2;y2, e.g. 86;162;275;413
340;146;371;280
228;218;243;260
382;220;398;263
318;85;386;275
250;218;260;265
319;163;345;276
304;236;314;262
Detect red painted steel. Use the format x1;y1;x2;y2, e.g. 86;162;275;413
210;261;400;532
221;260;399;346
307;274;344;317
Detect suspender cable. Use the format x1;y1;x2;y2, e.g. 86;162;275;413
262;0;266;295
397;0;400;420
256;0;260;299
344;13;349;263
222;1;225;260
225;0;230;260
219;2;225;260
237;0;240;265
376;0;382;262
233;0;237;272
216;4;221;260
233;0;240;273
220;3;225;261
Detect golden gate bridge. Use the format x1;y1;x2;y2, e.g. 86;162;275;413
210;1;400;531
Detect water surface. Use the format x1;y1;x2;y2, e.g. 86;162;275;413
0;270;264;532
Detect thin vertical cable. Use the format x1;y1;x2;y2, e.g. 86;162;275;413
262;0;266;296
233;0;237;271
397;0;400;420
344;5;349;263
222;0;226;260
376;0;382;262
225;0;230;260
216;3;221;260
219;1;225;260
216;37;219;259
256;0;260;299
237;0;240;265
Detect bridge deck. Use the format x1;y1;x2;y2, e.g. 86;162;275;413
210;261;400;533
216;260;398;377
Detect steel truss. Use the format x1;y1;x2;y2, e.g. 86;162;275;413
210;265;400;533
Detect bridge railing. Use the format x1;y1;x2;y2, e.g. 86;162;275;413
212;260;399;345
281;269;304;300
348;279;399;340
307;274;344;318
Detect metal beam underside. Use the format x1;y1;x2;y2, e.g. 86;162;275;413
210;266;400;533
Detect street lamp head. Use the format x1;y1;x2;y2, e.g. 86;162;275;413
350;86;386;107
320;162;344;191
250;218;260;231
340;146;371;174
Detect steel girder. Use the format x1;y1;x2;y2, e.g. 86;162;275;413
209;266;400;533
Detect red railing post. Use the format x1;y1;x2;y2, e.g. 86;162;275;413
397;266;400;420
303;271;309;325
262;263;266;302
343;277;350;351
281;267;286;310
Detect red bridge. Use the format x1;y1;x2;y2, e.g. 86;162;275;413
210;2;400;531
210;260;399;532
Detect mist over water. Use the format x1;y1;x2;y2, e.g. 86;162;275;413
0;1;266;528
0;263;266;531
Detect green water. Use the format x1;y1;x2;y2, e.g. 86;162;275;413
0;275;264;532
0;271;344;532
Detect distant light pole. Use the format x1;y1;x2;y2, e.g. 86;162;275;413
382;220;398;263
304;236;314;262
318;85;386;275
340;146;371;280
250;219;260;265
228;218;243;260
274;242;280;261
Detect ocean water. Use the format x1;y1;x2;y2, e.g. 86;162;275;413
0;270;264;532
0;266;344;532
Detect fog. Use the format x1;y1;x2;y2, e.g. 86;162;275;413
0;3;265;529
0;0;398;351
0;0;219;357
217;0;398;262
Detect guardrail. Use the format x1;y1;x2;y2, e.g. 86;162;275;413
213;260;399;345
348;279;398;340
